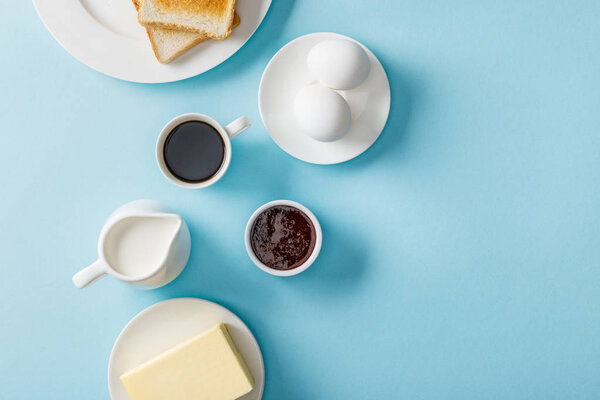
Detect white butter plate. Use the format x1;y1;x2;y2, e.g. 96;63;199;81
258;32;391;165
108;298;265;400
32;0;271;83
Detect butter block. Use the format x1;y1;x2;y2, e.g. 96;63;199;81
120;323;254;400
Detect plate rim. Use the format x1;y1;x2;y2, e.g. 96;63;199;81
258;32;391;165
107;297;265;400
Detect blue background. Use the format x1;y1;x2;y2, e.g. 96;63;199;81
1;1;600;398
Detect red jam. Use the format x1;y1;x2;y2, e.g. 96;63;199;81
250;205;316;270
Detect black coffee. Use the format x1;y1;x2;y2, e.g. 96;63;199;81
163;121;225;183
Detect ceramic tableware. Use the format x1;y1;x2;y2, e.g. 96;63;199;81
72;200;191;289
156;113;250;189
259;32;391;164
32;0;271;83
245;200;322;277
108;298;265;400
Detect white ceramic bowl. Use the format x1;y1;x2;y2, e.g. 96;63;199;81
245;200;322;277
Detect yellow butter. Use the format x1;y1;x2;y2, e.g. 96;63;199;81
120;323;254;400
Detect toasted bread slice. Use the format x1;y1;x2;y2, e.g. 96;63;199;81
133;0;239;63
137;0;237;40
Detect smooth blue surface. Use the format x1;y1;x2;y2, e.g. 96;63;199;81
1;1;600;398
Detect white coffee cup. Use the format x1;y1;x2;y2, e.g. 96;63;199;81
72;200;191;290
156;113;251;189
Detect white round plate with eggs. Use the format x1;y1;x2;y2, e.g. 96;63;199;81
259;32;391;165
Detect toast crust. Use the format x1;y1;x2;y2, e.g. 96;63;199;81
140;20;231;40
138;0;236;40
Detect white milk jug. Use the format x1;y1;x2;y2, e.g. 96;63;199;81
72;200;191;289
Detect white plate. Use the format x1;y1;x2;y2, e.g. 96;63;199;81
108;298;265;400
33;0;271;83
258;32;391;165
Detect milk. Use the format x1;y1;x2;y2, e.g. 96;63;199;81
103;216;180;277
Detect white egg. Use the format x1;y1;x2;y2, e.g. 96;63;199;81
294;85;351;142
307;39;371;90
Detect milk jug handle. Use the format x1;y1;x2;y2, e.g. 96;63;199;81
72;260;107;289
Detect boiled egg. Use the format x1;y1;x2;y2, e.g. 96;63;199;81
294;85;351;142
307;39;371;90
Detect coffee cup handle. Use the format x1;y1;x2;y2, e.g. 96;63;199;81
224;116;251;139
72;260;107;289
